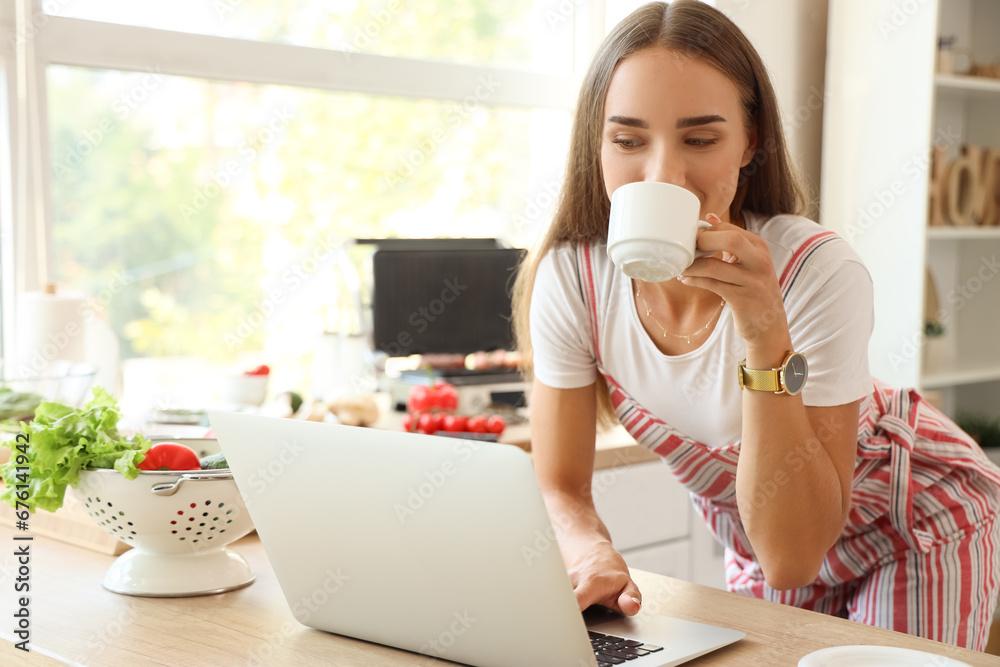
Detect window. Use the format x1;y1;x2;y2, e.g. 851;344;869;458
50;65;569;360
5;1;585;412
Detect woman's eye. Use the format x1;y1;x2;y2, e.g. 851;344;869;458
686;137;718;147
611;138;640;148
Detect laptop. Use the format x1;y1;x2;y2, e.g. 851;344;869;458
208;411;745;667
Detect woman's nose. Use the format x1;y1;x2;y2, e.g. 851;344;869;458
645;148;685;187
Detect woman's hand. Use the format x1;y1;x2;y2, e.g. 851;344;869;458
566;540;643;615
530;381;641;614
678;213;788;348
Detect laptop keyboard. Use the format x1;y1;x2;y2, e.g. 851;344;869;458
588;630;663;665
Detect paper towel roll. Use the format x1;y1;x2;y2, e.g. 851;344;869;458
85;316;121;395
14;289;89;373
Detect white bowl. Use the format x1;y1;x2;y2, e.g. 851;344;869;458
0;360;97;409
72;440;255;597
220;374;269;406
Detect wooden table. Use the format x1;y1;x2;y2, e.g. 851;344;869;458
1;526;997;666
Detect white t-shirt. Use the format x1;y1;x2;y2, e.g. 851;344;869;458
529;213;875;448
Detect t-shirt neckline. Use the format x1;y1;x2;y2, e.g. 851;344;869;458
624;275;729;360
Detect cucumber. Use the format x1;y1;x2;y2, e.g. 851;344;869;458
286;391;303;414
199;452;229;470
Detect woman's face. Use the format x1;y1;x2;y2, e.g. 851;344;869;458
600;47;757;223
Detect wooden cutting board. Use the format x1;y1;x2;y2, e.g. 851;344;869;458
0;482;130;556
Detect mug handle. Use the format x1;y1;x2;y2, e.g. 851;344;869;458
694;219;713;259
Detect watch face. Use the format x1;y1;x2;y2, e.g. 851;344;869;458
783;353;808;395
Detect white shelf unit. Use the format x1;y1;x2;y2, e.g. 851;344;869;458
822;0;1000;421
926;227;1000;240
923;366;1000;390
935;73;1000;98
924;0;1000;418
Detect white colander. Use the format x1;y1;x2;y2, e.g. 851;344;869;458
71;439;256;597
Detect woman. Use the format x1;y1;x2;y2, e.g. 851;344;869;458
512;0;1000;651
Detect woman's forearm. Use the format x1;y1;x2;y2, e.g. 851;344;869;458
736;342;850;590
540;488;614;559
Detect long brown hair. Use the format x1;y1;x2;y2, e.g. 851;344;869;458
512;0;807;427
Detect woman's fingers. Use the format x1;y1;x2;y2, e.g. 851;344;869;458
618;587;643;616
567;542;642;615
683;216;778;294
680;254;746;286
696;225;761;263
680;215;787;344
574;573;613;610
573;569;642;616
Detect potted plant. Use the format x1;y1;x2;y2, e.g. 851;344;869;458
956;412;1000;449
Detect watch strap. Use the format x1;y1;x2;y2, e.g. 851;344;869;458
738;359;783;393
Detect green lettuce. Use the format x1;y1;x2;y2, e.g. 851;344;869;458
0;387;152;513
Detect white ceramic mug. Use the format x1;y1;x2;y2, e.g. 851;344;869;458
607;181;711;282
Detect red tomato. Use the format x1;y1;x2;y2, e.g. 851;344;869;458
434;383;459;411
467;415;488;433
418;412;443;435
407;382;458;412
138;442;201;471
484;415;506;435
401;413;417;432
407;385;435;413
245;364;271;376
442;414;468;432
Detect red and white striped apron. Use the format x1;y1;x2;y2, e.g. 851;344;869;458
576;233;1000;650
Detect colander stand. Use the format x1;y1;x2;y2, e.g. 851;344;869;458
74;468;256;597
102;547;256;597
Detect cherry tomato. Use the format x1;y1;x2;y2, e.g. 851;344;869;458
485;415;506;435
138;442;201;471
245;364;271;376
418;412;443;435
434;383;459;411
407;385;435;413
401;412;417;432
407;382;458;412
442;414;468;432
467;415;488;433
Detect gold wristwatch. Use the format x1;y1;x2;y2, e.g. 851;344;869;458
738;352;808;395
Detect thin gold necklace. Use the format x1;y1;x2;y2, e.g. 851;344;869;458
635;284;724;345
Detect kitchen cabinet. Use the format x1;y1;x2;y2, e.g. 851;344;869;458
821;0;1000;420
592;460;726;589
